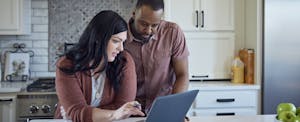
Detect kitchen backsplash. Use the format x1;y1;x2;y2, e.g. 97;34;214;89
0;0;135;78
48;0;135;71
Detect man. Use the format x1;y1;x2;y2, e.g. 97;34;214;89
125;0;189;113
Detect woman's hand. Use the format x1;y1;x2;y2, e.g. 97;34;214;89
111;101;145;121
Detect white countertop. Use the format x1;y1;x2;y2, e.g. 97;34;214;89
0;81;57;95
189;81;260;90
0;81;261;93
0;81;30;93
116;115;277;122
30;115;277;122
30;119;71;122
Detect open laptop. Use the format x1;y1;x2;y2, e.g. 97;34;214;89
137;90;199;122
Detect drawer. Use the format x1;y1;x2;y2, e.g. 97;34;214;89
193;108;257;116
194;90;257;108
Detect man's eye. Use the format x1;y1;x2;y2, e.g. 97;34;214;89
152;24;158;28
141;22;148;27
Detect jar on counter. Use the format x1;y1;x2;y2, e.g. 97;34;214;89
231;56;244;84
239;48;255;84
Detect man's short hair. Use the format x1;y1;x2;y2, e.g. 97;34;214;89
136;0;164;11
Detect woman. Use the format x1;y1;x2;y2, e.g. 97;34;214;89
54;10;144;122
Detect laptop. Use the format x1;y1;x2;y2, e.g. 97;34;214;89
137;90;199;122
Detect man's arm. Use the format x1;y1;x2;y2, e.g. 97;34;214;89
172;57;189;94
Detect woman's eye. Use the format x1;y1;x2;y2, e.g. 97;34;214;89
113;40;118;43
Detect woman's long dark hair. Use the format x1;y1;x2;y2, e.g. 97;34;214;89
59;10;128;92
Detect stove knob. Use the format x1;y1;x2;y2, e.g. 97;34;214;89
42;105;51;113
29;105;39;114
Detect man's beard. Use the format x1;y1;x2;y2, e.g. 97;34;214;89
130;23;152;43
139;34;152;43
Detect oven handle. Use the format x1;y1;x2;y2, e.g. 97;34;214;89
0;99;13;102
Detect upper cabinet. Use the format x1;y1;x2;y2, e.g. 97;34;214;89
164;0;236;80
164;0;234;31
0;0;31;35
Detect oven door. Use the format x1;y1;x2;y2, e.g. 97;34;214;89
17;94;58;122
0;95;16;122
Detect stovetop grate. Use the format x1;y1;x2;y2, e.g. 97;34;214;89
26;77;56;92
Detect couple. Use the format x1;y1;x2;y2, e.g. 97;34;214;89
55;0;189;121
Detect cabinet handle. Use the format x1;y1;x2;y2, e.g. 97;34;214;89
201;11;204;28
216;112;235;116
0;99;13;102
191;75;208;78
216;98;235;102
195;10;199;28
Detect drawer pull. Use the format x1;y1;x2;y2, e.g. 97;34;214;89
0;99;13;102
216;98;235;102
216;112;235;116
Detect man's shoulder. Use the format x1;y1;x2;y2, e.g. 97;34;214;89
160;20;181;30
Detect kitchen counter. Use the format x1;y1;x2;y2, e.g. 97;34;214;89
0;81;30;93
1;81;261;93
0;80;56;95
116;115;277;122
30;115;277;122
189;81;260;90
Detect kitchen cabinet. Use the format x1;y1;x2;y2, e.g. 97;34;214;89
0;0;31;35
185;32;234;79
188;82;260;117
0;94;17;122
164;0;234;31
164;0;236;80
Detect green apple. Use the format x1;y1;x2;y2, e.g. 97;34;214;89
291;116;300;122
278;111;296;122
277;103;296;114
296;107;300;116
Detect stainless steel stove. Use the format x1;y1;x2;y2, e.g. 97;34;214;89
17;77;58;122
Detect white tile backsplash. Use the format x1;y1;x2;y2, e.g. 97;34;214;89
32;8;48;17
0;0;53;78
33;72;55;78
0;40;33;48
30;48;48;56
32;25;48;32
31;0;48;9
30;64;49;72
33;40;48;48
32;56;48;64
17;32;48;40
32;16;48;24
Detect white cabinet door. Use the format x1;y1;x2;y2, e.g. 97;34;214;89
200;0;234;31
164;0;235;80
164;0;234;31
185;32;234;79
0;95;16;122
164;0;199;31
0;0;31;35
0;0;19;30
